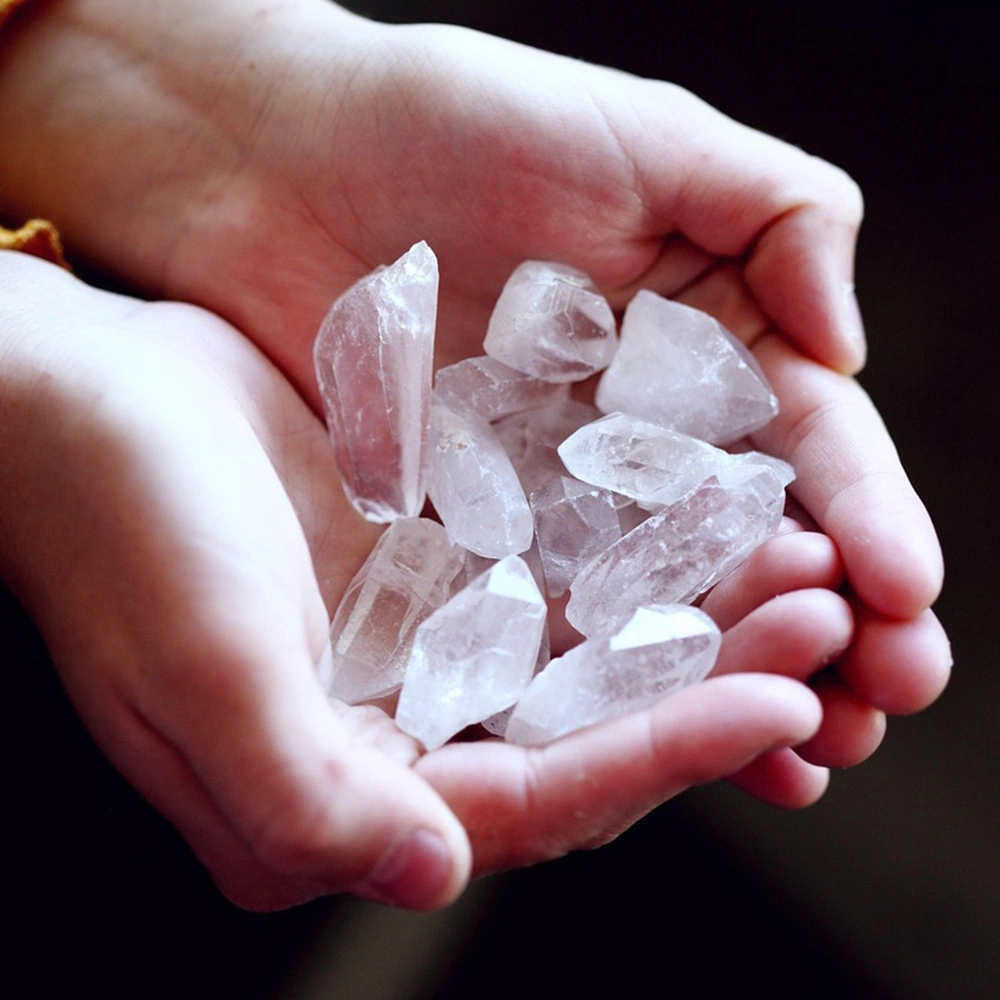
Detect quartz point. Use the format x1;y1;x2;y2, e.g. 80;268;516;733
434;355;568;422
313;241;436;522
565;468;786;636
558;411;793;510
529;476;623;597
596;290;778;445
426;393;534;558
395;555;547;750
484;261;617;382
324;518;473;705
506;604;720;746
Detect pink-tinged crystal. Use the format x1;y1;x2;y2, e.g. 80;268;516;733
322;518;472;705
395;555;547;750
434;356;568;422
426;394;534;558
506;604;721;746
313;241;437;522
484;261;617;382
596;291;777;445
565;469;786;636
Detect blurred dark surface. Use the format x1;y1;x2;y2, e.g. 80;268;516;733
5;3;995;998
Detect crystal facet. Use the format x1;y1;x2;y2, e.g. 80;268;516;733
395;555;547;750
565;469;786;636
484;261;617;382
426;394;534;558
596;291;777;445
506;604;721;746
323;518;471;705
434;355;568;422
314;241;437;521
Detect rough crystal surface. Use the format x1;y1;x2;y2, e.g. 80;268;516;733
529;476;622;597
506;604;721;746
596;291;777;445
323;518;470;705
426;394;534;558
395;555;547;750
565;469;786;636
484;261;617;382
314;241;436;521
434;356;568;422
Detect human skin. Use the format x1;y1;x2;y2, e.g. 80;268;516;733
0;0;948;909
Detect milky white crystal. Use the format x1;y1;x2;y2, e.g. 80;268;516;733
314;241;437;521
558;411;793;510
506;604;721;746
565;469;786;636
434;356;568;422
529;476;623;597
323;518;471;705
395;555;547;750
484;261;617;382
596;291;777;445
426;394;534;558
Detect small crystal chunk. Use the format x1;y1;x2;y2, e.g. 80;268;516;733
426;394;534;558
323;518;470;705
314;241;437;521
596;291;777;445
506;604;721;746
434;356;568;422
565;469;786;636
396;555;547;750
484;261;617;382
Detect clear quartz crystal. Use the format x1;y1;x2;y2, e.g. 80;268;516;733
434;356;568;422
529;476;623;597
313;241;437;521
484;261;617;382
426;394;534;558
558;411;793;510
324;518;473;704
505;604;721;746
596;290;778;445
565;468;786;636
395;555;547;750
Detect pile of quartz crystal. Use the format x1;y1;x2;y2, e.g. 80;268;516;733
313;243;792;750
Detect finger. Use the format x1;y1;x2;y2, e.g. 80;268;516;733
839;606;952;716
605;233;716;310
794;672;887;768
711;588;853;680
727;747;830;808
701;530;845;632
750;334;944;620
416;673;821;876
673;260;769;346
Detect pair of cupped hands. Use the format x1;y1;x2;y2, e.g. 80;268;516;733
0;0;948;912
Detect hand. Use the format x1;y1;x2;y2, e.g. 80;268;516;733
0;253;857;906
0;0;948;830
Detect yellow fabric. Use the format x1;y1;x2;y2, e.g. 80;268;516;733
0;0;69;267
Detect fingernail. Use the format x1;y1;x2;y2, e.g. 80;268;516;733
364;829;453;910
841;282;867;370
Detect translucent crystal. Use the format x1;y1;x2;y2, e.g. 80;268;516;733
494;398;601;496
596;291;777;445
565;469;786;636
314;241;436;521
484;261;617;382
558;411;793;510
434;356;568;422
426;394;534;558
506;604;721;746
396;555;547;750
529;476;623;597
323;518;471;705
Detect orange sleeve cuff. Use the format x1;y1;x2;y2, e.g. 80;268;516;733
1;0;70;268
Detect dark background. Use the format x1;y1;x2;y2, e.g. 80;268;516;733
5;3;995;997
